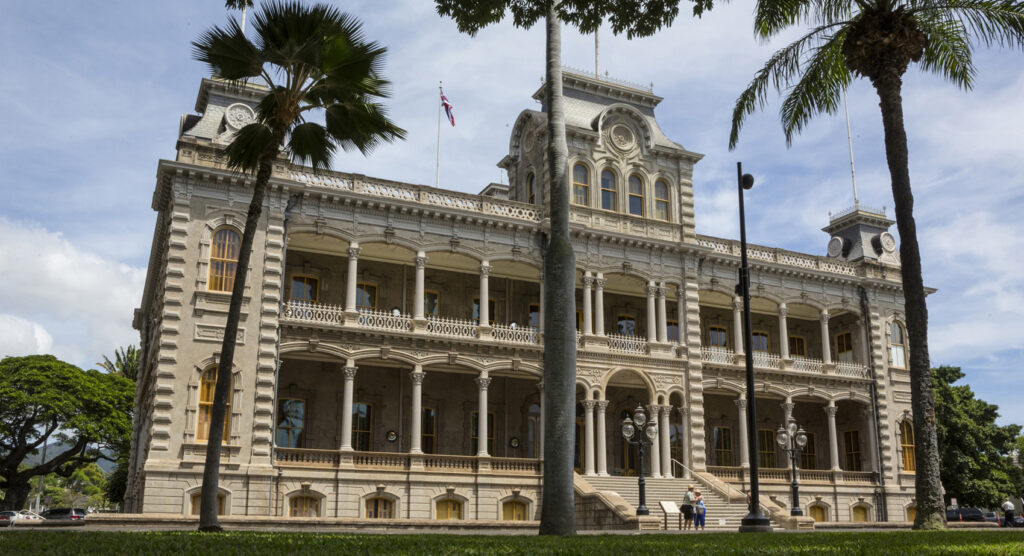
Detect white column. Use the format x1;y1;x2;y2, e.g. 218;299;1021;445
413;252;426;320
679;407;691;477
594;274;606;336
782;397;794;425
826;402;840;471
656;283;668;343
583;400;596;475
646;282;657;342
820;311;832;364
648;404;661;477
538;273;545;334
537;381;545;458
596;400;609;476
476;374;491;456
340;362;357;450
582;272;594;335
676;284;686;345
733;297;744;355
345;244;360;313
478;262;490;326
778;304;790;359
659;405;672;478
736;397;749;468
409;365;425;454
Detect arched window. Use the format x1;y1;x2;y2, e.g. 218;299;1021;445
600;169;617;211
209;227;241;292
502;500;528;521
627;175;644;216
526;172;536;204
906;506;917;522
197;366;231;443
852;505;870;522
572;164;589;206
366;497;394;518
890;321;907;368
809;504;828;522
900;420;916;472
289;495;320;517
436;499;463;520
654;180;670;221
190;492;225;515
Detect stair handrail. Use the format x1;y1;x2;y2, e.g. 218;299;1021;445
670;457;787;521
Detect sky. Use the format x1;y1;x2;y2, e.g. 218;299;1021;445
1;1;1022;426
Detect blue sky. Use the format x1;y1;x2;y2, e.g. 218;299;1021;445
1;1;1022;426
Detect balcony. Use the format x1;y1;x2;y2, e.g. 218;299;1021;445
700;347;869;379
707;465;877;486
274;448;541;475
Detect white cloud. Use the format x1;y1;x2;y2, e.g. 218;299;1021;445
0;314;54;356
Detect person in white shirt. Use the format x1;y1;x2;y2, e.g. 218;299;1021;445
681;485;696;530
1002;498;1015;526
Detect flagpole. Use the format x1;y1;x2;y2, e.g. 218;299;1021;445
843;85;859;207
436;81;442;188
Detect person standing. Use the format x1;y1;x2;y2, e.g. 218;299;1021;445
694;490;706;531
681;485;696;531
1002;498;1016;527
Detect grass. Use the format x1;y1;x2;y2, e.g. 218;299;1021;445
1;530;1023;555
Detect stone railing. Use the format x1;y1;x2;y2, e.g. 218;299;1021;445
491;323;540;345
490;457;542;474
696;235;859;277
569;207;681;243
353;451;409;470
758;467;791;482
424;316;478;339
607;333;648;355
281;301;345;327
708;466;876;486
707;465;742;480
423;454;479;472
839;470;876;484
791;356;824;374
799;469;836;483
285;169;542;223
835;360;869;378
274;448;341;467
356;308;413;333
700;346;734;365
753;351;781;370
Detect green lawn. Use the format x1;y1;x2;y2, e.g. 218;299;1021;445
1;530;1023;555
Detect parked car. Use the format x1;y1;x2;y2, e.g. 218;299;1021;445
0;511;16;527
946;507;986;522
39;508;87;520
984;511;1000;524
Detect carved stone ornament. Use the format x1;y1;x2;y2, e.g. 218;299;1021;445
609;123;636;151
523;129;536;152
224;103;256;131
879;232;897;253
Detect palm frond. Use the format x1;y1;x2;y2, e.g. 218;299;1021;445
324;102;407;156
915;0;1024;49
224;122;276;171
779;28;853;145
916;13;977;88
288;122;335;171
225;0;253;9
192;18;262;80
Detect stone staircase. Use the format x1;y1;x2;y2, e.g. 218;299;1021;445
580;475;763;530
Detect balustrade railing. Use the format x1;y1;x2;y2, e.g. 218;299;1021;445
607;333;648;355
840;470;876;484
491;323;540;345
706;465;742;480
752;351;781;369
274;448;341;467
353;451;409;470
356;308;413;333
835;360;869;378
708;465;877;485
490;457;542;474
791;356;824;374
281;301;345;326
697;235;859;277
700;346;734;365
423;454;479;472
424;315;478;339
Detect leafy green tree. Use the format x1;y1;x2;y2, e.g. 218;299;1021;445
933;366;1022;509
191;0;405;531
97;345;139;381
436;0;712;535
728;0;1024;529
0;355;134;511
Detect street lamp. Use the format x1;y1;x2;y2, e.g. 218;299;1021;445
776;421;808;516
621;404;658;516
736;162;773;533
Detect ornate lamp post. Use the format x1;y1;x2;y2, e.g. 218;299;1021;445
621;404;658;516
736;163;773;533
776;421;808;516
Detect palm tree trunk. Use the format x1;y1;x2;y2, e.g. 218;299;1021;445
199;128;285;532
874;77;945;530
539;5;577;537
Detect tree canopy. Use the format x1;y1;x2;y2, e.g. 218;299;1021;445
0;355;134;510
97;345;139;382
933;366;1022;508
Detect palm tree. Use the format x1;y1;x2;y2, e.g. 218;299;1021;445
97;345;139;381
191;1;405;531
729;0;1024;529
225;1;254;33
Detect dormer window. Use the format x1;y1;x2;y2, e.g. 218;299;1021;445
572;164;590;206
654;180;670;221
628;175;644;216
601;169;617;211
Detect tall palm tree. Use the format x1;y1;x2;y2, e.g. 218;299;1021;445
191;1;405;531
97;345;139;381
729;0;1024;529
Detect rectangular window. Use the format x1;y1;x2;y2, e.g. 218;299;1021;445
424;291;439;316
654;180;670;221
758;429;777;467
617;315;636;336
366;497;393;518
752;331;770;352
290;275;319;303
789;336;807;357
356;283;377;311
708;326;728;349
472;298;497;325
529;303;540;328
471;411;495;455
422;407;436;454
714;426;733;466
353;402;372;451
627;176;644;216
601;171;617;211
436;499;463;520
801;432;817;469
844;430;861;471
275;398;306;448
900;421;916;473
576;310;583;331
836;332;854;363
667;320;679;343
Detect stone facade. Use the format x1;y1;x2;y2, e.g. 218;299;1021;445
126;74;920;525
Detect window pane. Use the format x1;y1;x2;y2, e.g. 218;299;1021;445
425;292;439;316
573;164;588;185
276;399;305;448
752;332;769;352
655;200;669;221
655;180;668;200
601;170;616;210
709;327;728;348
529;304;540;328
789;336;806;357
667;321;679;342
617;316;636;336
628;176;643;216
758;429;776;467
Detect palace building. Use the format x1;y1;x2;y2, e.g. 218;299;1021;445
125;71;920;527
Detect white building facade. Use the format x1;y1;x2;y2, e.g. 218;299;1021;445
126;73;921;526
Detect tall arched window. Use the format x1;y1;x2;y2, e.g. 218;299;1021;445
436;499;463;520
366;497;394;518
197;366;231;443
526;172;536;204
628;175;644;216
502;500;527;520
209;227;241;292
289;495;320;517
900;420;916;472
572;164;589;206
600;169;617;210
890;321;907;368
654;180;670;221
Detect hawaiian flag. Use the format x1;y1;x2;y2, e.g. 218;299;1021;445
440;89;455;127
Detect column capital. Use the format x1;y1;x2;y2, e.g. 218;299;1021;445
659;404;673;415
475;376;492;390
347;247;361;259
582;275;594;287
409;371;425;385
646;403;661;416
733;297;743;310
735;398;748;411
594;278;606;289
536;381;544;392
595;400;609;411
824;405;838;418
479;264;491;276
778;304;788;317
656;285;667;298
820;311;831;322
414;256;427;269
581;399;596;410
343;366;358;380
646;284;658;297
678;406;690;417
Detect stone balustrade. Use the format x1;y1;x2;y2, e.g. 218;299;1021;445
606;333;648;355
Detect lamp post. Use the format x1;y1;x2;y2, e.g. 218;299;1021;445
621;404;658;516
736;162;772;533
776;421;808;516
